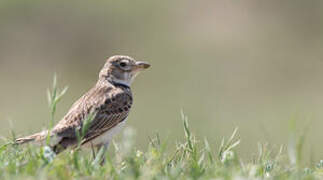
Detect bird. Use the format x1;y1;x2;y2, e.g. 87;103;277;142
15;55;150;155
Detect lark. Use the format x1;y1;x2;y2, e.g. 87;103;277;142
16;55;150;154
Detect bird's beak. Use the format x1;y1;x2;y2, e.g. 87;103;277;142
135;61;151;69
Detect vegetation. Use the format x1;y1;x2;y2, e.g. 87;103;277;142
1;122;323;179
1;121;323;179
1;78;323;180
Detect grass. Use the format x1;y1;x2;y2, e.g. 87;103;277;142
1;121;323;179
1;77;323;179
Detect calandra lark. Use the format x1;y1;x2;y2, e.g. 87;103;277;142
16;55;150;154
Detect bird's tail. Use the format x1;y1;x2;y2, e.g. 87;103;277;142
15;130;49;145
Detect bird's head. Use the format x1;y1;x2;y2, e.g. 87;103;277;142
99;55;150;86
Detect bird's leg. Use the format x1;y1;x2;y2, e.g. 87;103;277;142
100;142;109;165
92;142;109;166
91;142;96;160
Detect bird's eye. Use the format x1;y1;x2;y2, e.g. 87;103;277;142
119;62;127;67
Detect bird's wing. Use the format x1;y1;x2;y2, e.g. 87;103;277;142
81;88;132;145
51;85;132;149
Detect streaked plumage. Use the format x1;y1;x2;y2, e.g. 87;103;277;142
16;55;150;154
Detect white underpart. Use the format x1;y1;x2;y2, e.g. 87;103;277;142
87;118;127;147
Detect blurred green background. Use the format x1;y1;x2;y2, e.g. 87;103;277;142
1;0;323;161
